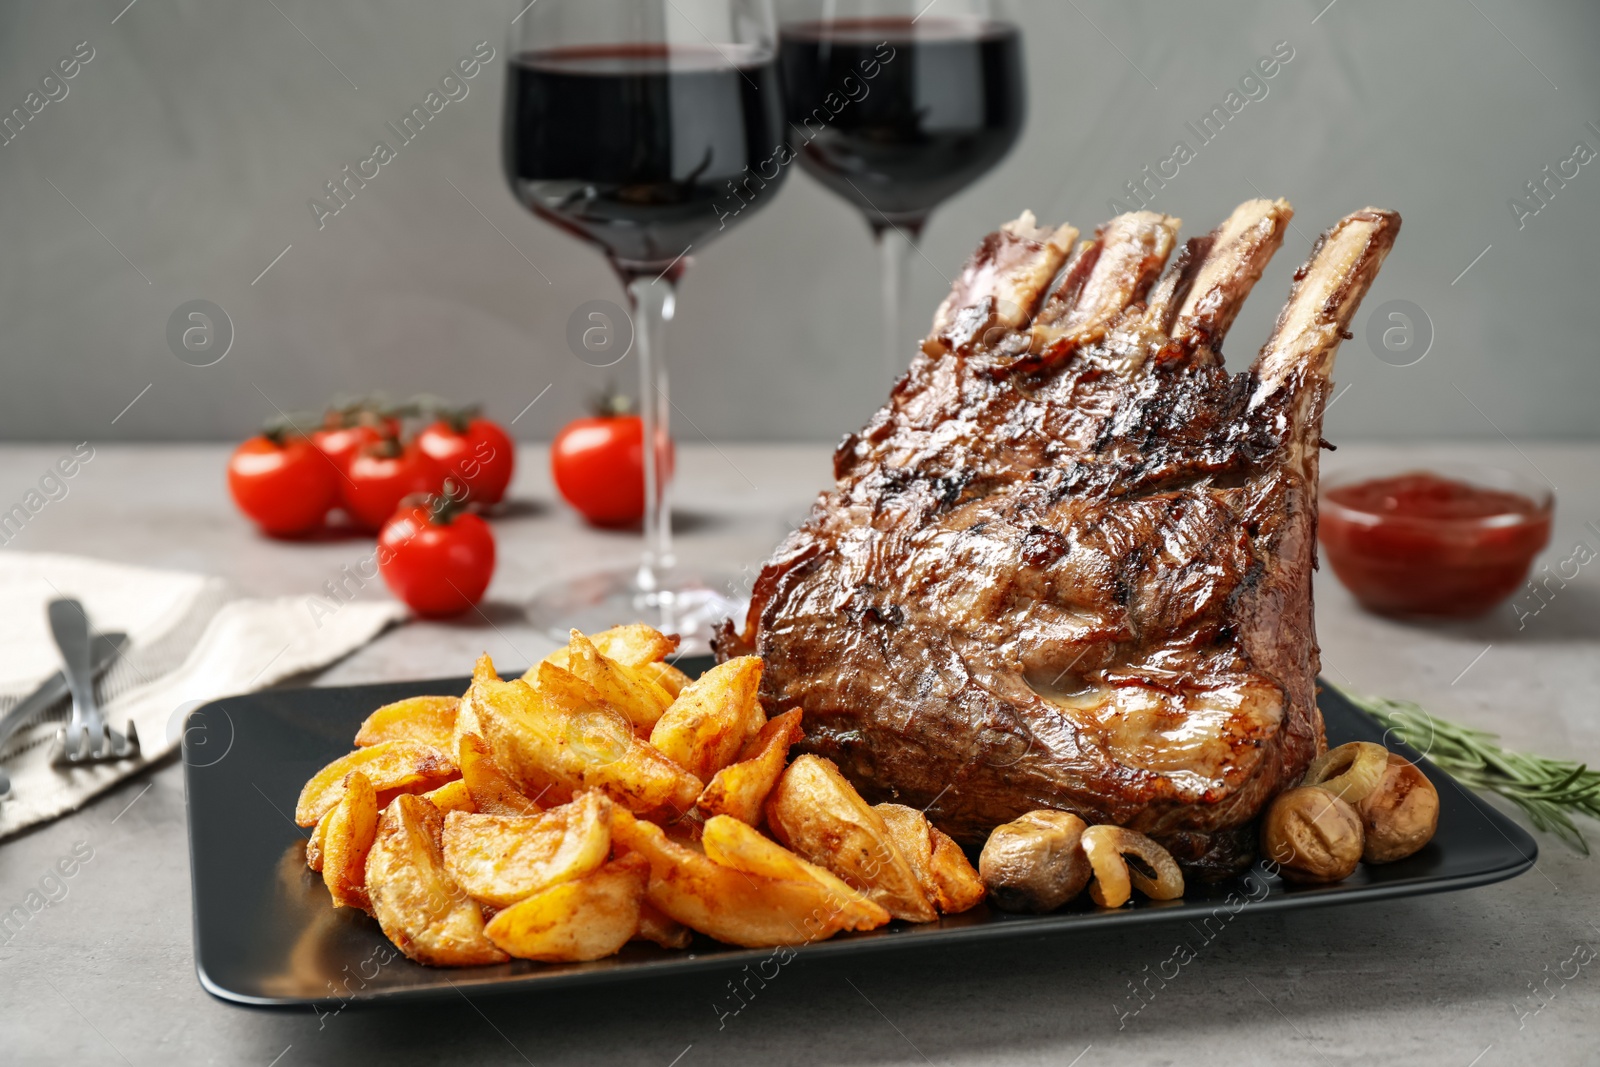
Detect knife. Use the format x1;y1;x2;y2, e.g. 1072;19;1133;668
0;631;127;797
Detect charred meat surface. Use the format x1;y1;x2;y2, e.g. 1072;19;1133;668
721;199;1400;876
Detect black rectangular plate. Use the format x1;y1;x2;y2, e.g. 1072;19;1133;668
186;661;1537;1007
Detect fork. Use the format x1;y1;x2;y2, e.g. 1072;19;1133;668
48;599;139;766
0;631;126;797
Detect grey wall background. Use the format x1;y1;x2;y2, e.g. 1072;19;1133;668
1;0;1596;444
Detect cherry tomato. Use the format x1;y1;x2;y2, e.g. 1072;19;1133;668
227;435;338;536
312;421;393;477
378;502;496;618
417;417;516;506
551;414;673;527
345;440;445;531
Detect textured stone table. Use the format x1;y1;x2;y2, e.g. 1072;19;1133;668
1;442;1596;1067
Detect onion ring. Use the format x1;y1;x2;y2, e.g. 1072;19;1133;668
1081;825;1184;907
1302;741;1389;804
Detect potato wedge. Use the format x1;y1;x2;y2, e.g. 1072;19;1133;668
459;732;543;816
595;624;679;665
649;656;765;782
296;741;457;826
634;900;694;950
364;794;507;967
698;708;803;824
472;657;702;816
542;624;690;697
929;828;985;914
355;696;460;750
701;815;884;925
306;811;331;872
442;791;613;908
612;809;888;947
875;803;984;915
637;660;692;698
531;624;679;680
423;778;475;814
323;771;380;911
451;683;486;756
586;624;681;668
665;811;705;846
484;854;648;962
531;658;644;748
766;755;936;923
558;630;674;730
875;803;936;890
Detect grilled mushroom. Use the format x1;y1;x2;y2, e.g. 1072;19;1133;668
1261;786;1363;884
1356;753;1439;863
979;810;1091;912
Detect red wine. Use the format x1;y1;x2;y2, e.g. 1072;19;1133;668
779;18;1024;232
503;45;786;274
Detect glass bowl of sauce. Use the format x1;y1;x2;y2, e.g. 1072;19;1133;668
1318;464;1553;619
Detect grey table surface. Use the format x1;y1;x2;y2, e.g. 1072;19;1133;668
0;440;1596;1067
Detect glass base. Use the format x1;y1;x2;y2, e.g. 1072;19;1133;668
525;566;749;655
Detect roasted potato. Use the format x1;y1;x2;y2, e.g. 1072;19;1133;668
307;633;1022;969
459;732;544;816
306;810;331;872
472;656;703;816
634;900;694;949
296;741;457;826
322;770;380;911
585;623;680;668
451;683;486;756
701;814;884;923
355;696;460;750
535;624;691;701
532;662;638;768
649;656;766;782
556;630;675;730
765;755;936;922
875;803;984;915
442;791;612;908
929;828;985;913
612;809;889;947
484;854;649;962
364;794;507;966
423;778;476;814
637;660;692;699
979;810;1091;913
698;708;804;824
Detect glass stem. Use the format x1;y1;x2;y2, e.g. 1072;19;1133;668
626;274;676;597
876;225;917;387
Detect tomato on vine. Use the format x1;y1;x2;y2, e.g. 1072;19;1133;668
378;486;497;618
227;433;339;537
416;408;516;506
345;438;445;531
312;405;401;477
551;395;673;528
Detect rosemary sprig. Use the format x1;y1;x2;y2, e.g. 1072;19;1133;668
1335;688;1600;856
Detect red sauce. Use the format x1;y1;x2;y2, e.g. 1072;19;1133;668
1319;472;1552;618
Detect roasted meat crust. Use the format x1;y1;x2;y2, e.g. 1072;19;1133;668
721;200;1400;877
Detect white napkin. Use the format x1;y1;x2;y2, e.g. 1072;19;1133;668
0;552;406;840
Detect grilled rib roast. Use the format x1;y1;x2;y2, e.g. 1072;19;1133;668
717;199;1400;877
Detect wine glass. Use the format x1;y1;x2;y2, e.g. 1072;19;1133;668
777;0;1026;384
503;0;787;650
